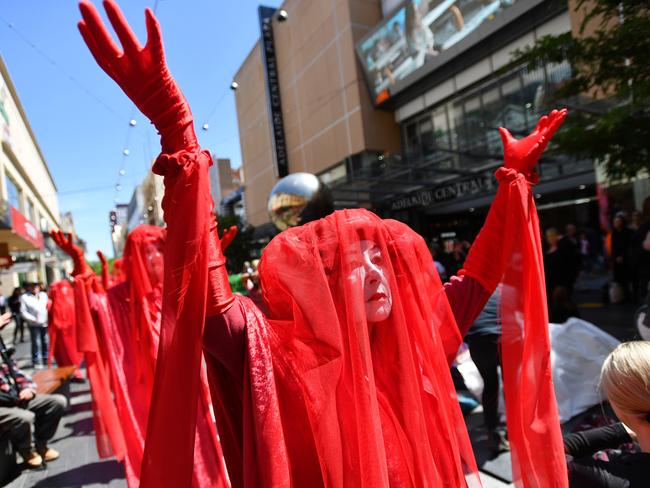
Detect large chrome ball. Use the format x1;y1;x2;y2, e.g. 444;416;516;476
268;173;334;231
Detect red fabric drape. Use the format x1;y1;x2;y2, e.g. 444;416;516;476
499;169;568;487
141;150;229;488
47;280;83;374
72;274;126;460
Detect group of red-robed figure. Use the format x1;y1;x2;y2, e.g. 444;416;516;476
49;225;228;487
48;0;572;486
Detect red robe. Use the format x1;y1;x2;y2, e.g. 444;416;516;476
47;279;83;377
142;149;566;487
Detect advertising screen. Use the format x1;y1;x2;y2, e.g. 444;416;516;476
357;0;518;105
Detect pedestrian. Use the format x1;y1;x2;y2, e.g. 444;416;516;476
465;289;509;457
20;283;49;369
0;312;65;468
9;287;24;344
611;212;633;301
564;341;650;487
0;291;6;315
544;228;576;299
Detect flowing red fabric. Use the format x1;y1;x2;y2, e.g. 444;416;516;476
102;225;227;488
47;280;83;373
499;169;568;487
140;150;229;488
204;209;480;487
112;258;126;284
72;274;126;460
122;225;165;390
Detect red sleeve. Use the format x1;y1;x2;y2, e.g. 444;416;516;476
203;306;247;386
140;150;212;487
443;275;491;339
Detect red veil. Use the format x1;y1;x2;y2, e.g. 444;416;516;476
249;208;479;486
47;279;83;374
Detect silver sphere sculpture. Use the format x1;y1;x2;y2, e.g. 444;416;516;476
268;172;334;231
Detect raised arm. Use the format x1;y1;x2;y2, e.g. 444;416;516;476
50;230;90;277
444;110;567;338
77;2;228;485
97;250;110;290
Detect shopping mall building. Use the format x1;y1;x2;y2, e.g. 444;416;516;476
233;0;649;242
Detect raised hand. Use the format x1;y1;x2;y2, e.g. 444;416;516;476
51;230;88;276
499;109;567;180
78;0;197;153
220;225;238;253
97;250;110;289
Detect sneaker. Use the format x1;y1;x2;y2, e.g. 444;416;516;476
19;450;43;469
37;447;60;462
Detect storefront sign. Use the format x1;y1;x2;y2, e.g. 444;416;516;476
258;6;289;178
390;172;495;210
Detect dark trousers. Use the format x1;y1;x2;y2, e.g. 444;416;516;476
28;326;48;366
0;394;66;451
13;315;24;343
467;334;501;431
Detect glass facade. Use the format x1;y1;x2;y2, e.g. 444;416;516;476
401;61;588;182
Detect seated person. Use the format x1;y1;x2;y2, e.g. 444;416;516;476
0;313;66;468
564;341;650;487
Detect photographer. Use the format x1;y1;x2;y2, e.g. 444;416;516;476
0;313;65;468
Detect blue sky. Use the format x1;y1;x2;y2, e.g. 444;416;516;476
0;0;281;258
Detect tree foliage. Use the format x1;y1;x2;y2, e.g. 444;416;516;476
216;214;255;273
510;0;650;179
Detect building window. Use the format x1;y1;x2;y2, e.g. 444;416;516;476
6;176;22;212
26;199;36;223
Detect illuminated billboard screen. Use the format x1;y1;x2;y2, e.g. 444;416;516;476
357;0;519;105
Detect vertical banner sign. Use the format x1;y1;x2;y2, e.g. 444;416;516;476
258;6;289;178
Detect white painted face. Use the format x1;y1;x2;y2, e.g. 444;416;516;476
359;240;393;323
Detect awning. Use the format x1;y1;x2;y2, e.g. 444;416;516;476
0;200;45;251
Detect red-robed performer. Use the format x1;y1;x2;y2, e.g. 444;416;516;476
77;1;568;486
55;226;228;487
50;230;127;462
47;279;84;379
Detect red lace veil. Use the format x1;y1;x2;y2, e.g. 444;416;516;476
255;208;479;486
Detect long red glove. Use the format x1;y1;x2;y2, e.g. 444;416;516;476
207;219;234;316
78;0;197;154
459;109;567;290
220;225;238;253
50;230;89;277
97;250;110;290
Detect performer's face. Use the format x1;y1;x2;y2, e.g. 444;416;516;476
144;241;164;286
359;240;392;323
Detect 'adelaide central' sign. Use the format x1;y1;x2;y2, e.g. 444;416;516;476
390;172;495;211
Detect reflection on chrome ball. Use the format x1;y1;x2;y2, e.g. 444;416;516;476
268;173;334;231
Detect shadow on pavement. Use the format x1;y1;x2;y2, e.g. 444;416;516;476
30;460;123;487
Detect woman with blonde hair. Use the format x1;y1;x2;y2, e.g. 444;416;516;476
564;341;650;487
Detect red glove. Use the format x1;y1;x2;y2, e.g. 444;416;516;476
459;109;567;292
78;0;197;154
51;230;89;277
499;108;567;182
220;225;238;253
97;250;110;290
207;217;234;316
